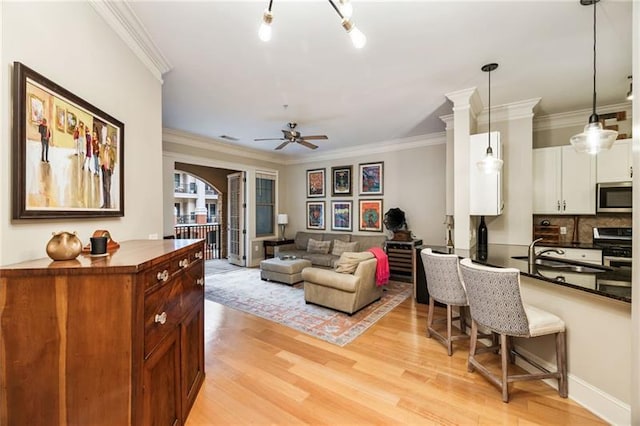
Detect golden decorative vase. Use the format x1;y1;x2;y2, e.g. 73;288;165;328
46;231;82;261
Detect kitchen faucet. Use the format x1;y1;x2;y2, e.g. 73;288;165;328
528;238;565;267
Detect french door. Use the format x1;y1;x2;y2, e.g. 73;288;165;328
227;172;246;266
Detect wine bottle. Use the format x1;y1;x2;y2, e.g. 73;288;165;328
477;216;488;261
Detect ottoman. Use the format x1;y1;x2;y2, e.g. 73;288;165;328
260;257;312;285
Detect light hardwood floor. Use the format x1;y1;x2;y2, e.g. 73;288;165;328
186;297;606;425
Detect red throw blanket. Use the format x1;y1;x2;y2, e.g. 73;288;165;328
368;247;390;287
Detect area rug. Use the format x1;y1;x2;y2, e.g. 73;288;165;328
204;268;412;346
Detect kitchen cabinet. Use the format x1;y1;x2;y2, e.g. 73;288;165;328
596;138;632;183
0;239;205;426
533;146;596;214
469;132;503;215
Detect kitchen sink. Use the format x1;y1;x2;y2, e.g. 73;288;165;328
510;255;610;274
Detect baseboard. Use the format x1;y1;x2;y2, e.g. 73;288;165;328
513;345;631;426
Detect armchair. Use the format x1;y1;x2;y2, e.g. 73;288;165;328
302;258;381;315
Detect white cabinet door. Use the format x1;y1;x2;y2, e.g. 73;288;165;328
596;139;632;183
469;132;503;215
561;146;596;214
533;147;562;214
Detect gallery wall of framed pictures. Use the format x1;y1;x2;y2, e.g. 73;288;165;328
305;161;384;232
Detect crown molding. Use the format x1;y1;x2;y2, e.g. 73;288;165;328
285;133;447;165
163;128;287;165
533;102;632;131
477;98;541;124
89;0;172;83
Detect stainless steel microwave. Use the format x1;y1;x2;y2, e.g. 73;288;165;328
596;182;632;213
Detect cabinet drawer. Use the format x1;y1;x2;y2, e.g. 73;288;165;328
539;246;603;265
182;263;205;312
144;260;174;292
144;278;184;357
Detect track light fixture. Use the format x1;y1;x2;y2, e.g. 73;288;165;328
569;0;618;155
476;63;503;175
258;0;366;49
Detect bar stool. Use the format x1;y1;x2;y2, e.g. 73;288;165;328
459;258;568;402
420;248;469;356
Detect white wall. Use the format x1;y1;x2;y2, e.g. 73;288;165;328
0;2;163;265
284;141;447;246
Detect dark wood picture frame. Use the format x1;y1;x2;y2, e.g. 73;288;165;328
359;161;384;196
358;199;384;232
331;200;353;231
307;168;325;198
12;62;125;219
331;165;352;196
306;201;325;230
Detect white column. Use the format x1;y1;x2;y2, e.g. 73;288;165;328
445;88;482;251
195;179;207;224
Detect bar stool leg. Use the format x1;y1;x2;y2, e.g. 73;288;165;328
501;333;509;402
446;304;453;356
556;331;568;398
468;320;478;372
426;297;435;338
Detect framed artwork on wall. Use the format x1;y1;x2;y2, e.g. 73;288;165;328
359;199;383;232
331;200;352;231
307;201;325;230
331;165;352;196
307;168;325;198
12;61;125;219
359;161;384;195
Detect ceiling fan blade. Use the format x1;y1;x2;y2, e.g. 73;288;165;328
275;141;291;150
254;138;285;141
298;140;318;150
299;135;328;140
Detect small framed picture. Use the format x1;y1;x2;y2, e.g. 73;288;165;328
331;200;352;231
359;199;383;232
307;168;325;198
307;201;325;230
331;165;352;196
359;162;384;195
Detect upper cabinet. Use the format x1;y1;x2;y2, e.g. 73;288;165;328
469;132;503;216
596;139;632;183
533;146;596;215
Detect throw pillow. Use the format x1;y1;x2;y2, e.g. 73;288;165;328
331;239;359;256
307;238;331;254
335;251;374;274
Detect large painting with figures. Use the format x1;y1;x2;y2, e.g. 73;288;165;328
12;62;125;219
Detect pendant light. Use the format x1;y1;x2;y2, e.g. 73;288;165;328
476;63;503;175
569;0;618;155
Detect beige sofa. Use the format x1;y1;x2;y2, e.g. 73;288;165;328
274;231;386;268
302;255;382;314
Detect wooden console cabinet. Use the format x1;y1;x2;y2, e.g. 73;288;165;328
0;239;205;426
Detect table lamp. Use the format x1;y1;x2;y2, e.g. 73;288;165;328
277;214;288;240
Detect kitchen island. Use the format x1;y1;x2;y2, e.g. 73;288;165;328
424;244;631;303
417;243;631;425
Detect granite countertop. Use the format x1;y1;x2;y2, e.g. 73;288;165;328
421;244;631;304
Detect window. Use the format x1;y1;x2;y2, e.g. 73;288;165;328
256;172;275;237
174;173;182;192
207;203;217;222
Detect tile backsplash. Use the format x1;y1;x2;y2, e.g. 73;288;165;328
532;214;632;244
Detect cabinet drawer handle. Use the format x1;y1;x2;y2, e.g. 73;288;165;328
631;166;633;178
195;251;203;260
196;278;204;286
557;200;560;211
156;270;169;282
562;200;566;211
154;312;167;325
179;258;189;268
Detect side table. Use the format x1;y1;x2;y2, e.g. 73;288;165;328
263;239;294;259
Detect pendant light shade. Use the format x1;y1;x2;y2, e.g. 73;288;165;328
570;0;618;155
477;63;503;175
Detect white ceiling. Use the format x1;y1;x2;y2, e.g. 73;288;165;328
127;0;632;156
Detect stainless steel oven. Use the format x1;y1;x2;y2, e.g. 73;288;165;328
596;182;632;213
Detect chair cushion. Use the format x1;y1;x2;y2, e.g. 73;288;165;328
524;304;565;337
307;238;331;254
334;251;374;274
331;239;359;256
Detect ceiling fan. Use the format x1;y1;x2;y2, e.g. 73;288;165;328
254;122;328;150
